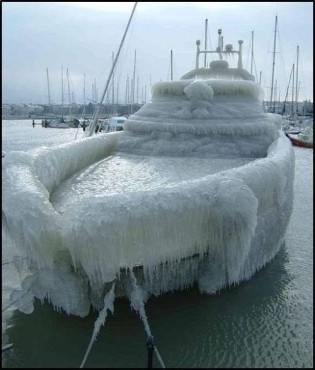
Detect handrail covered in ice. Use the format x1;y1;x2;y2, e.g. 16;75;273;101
195;28;243;69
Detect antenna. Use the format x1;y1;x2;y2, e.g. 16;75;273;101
204;19;208;67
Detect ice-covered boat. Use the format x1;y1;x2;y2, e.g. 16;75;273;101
2;30;295;317
99;116;128;132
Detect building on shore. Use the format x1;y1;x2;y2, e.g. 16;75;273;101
2;101;312;120
2;102;145;119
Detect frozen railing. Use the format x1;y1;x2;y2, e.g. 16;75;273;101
195;28;243;69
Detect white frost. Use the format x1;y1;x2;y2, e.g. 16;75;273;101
2;75;294;317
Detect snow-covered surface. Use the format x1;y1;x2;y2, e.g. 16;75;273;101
50;154;255;214
2;73;295;317
181;60;256;81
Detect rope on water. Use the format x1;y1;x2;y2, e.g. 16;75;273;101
154;346;166;368
80;281;116;368
129;270;166;368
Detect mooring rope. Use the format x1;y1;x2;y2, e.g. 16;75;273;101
129;270;166;368
154;346;166;368
80;281;116;368
2;256;28;266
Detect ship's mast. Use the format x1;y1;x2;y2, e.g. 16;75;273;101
46;68;51;113
251;31;254;75
61;66;64;106
170;50;173;80
295;45;299;116
87;2;137;136
83;73;86;117
67;68;71;116
112;52;115;115
282;63;294;115
269;15;278;112
291;63;295;116
132;49;136;114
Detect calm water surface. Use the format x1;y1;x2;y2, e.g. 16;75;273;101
2;120;313;368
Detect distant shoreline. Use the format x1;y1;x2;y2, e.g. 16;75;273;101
2;116;92;121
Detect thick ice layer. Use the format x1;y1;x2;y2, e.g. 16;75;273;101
121;79;279;158
3;129;294;317
180;60;256;81
50;154;254;214
2;78;294;317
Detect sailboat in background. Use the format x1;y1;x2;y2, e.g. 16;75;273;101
282;46;313;147
99;51;129;132
43;67;80;129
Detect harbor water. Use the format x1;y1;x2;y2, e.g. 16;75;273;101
2;119;313;368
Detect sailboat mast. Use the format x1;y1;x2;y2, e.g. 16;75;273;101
94;79;97;103
291;63;295;116
136;76;139;104
282;63;294;115
67;68;71;116
125;74;129;105
251;31;254;75
270;15;277;112
87;2;137;136
295;45;299;116
61;66;64;106
112;52;115;114
274;80;277;113
170;50;173;80
132;49;136;114
204;18;208;67
46;68;51;113
83;73;86;116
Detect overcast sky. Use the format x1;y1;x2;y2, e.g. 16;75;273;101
2;1;313;105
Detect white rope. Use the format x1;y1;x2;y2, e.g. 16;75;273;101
80;282;116;368
129;270;166;368
154;346;166;368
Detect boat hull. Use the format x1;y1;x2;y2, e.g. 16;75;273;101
285;133;313;148
2;131;295;316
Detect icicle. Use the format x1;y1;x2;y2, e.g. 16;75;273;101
80;281;116;368
129;269;151;337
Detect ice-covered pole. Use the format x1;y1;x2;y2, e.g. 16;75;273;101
195;40;201;69
237;40;243;69
217;29;223;60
